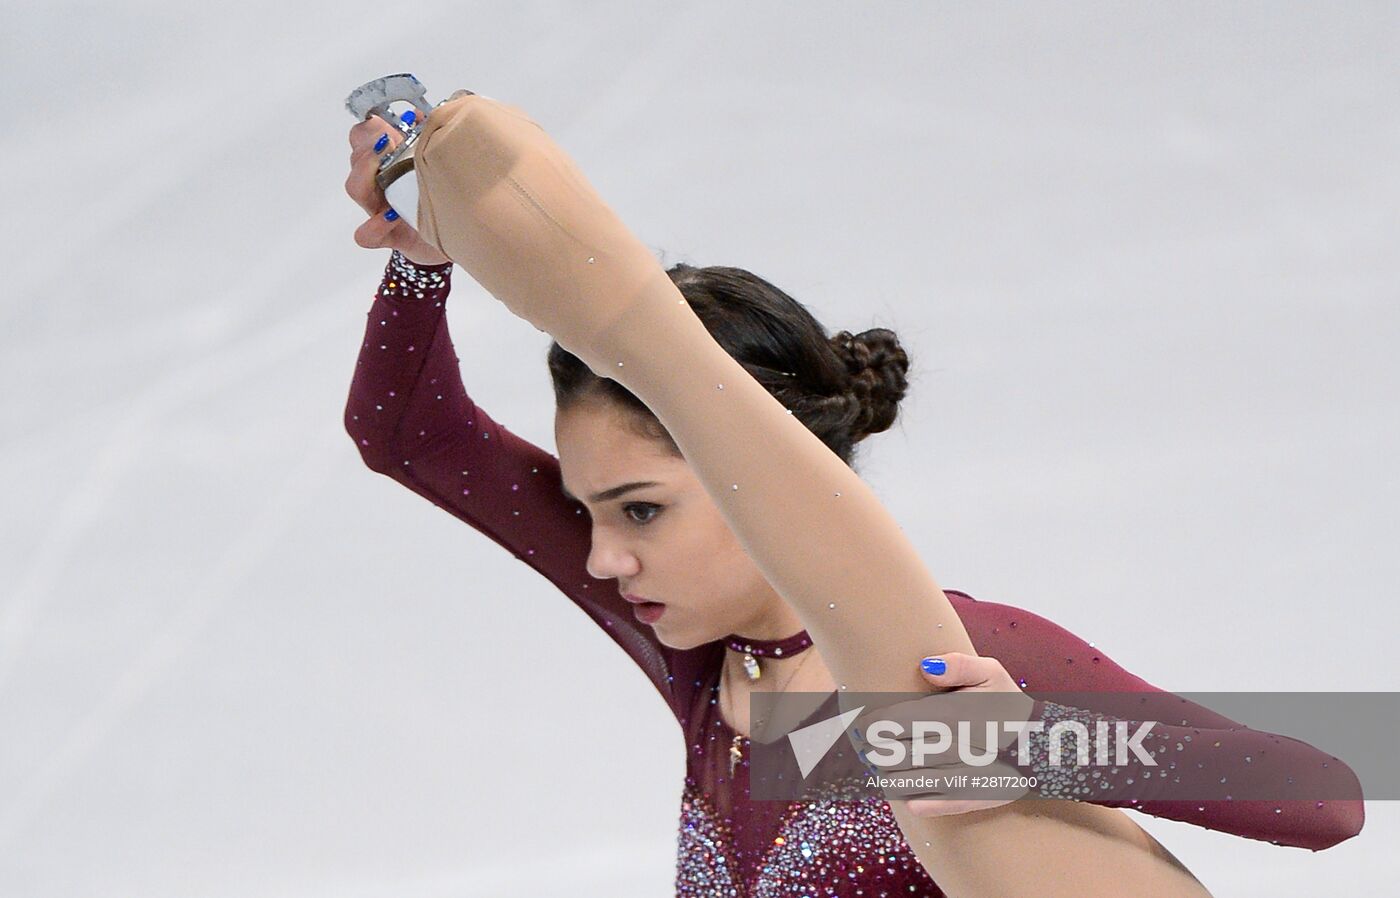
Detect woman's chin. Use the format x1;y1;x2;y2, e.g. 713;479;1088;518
653;624;723;651
653;629;695;650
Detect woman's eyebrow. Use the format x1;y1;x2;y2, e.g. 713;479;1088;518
560;480;663;504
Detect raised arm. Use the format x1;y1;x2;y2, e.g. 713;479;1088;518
408;91;1211;896
343;249;709;722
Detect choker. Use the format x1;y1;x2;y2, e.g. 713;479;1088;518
724;630;814;681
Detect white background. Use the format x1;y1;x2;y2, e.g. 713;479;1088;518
1;1;1395;895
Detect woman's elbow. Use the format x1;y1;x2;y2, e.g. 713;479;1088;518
1302;764;1366;851
1308;794;1365;851
344;404;393;474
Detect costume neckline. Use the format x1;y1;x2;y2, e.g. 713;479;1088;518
723;629;813;658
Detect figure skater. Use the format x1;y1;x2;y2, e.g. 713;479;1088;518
342;93;1362;896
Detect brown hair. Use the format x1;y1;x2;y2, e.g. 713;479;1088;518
547;262;911;468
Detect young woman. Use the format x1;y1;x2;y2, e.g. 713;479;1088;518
342;93;1362;896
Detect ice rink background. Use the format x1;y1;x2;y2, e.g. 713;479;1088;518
1;1;1396;895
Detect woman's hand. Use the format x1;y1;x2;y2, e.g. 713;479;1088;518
853;652;1037;818
345;115;450;266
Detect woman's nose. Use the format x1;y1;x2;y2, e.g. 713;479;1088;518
585;532;639;581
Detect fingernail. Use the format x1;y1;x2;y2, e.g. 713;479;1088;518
373;134;389;153
921;657;947;676
384;209;399;222
401;110;417;126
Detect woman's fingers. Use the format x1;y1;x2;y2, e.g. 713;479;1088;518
353;210;406;250
344;166;384;217
346;113;432;254
847;652;1037;774
917;651;998;689
346;115;403;216
348;113;401;157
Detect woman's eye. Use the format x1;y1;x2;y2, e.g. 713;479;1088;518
623;503;661;525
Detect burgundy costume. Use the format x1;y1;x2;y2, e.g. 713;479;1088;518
345;251;1363;896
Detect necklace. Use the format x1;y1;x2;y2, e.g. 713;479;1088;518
725;645;818;776
723;629;814;682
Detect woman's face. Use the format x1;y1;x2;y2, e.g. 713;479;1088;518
554;399;789;649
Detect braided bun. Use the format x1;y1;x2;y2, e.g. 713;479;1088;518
830;328;910;441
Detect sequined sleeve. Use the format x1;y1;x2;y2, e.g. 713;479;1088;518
344;250;710;722
948;591;1365;851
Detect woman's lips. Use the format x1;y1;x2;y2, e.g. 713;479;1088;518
624;594;666;624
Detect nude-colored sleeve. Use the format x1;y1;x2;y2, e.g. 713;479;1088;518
409;92;1212;897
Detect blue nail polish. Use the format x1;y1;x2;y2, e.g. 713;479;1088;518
384;209;399;222
373;133;389;153
401;110;416;126
921;657;947;676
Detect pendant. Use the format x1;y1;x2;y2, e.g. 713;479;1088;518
741;652;762;681
729;734;744;775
